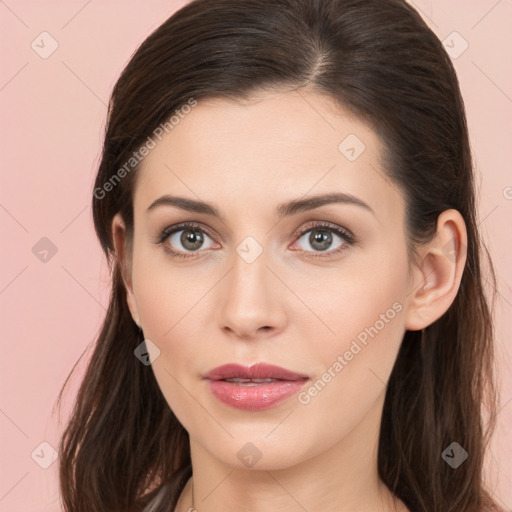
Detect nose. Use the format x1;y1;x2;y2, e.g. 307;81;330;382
217;243;286;340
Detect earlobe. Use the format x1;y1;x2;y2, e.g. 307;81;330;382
404;209;468;331
111;213;141;327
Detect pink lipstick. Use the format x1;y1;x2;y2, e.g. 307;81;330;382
203;363;309;411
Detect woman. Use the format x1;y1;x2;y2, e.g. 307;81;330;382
56;0;504;510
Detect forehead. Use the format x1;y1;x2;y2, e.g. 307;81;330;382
135;89;404;226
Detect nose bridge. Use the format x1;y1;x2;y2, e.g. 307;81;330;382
217;233;283;335
230;234;270;301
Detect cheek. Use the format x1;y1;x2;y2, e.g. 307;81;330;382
293;291;406;448
132;260;204;423
131;245;203;337
300;244;408;344
298;250;408;403
131;249;216;390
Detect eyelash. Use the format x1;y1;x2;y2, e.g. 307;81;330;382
153;221;356;260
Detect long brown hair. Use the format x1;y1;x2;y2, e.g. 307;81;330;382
55;0;503;510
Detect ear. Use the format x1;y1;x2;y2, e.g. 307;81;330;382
404;209;468;331
111;213;141;329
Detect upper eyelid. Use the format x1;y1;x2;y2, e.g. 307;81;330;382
162;221;215;240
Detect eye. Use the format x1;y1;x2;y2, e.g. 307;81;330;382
291;222;356;258
155;222;217;259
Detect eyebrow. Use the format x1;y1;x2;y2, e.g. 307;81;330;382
146;192;375;219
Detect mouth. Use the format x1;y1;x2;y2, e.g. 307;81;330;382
203;363;309;411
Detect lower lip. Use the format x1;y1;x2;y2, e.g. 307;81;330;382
206;379;309;411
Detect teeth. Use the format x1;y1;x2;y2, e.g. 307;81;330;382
224;378;277;383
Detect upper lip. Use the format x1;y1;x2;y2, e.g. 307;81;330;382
204;363;309;381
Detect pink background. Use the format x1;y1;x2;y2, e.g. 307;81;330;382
0;1;510;510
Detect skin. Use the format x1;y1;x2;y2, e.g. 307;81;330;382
112;87;467;512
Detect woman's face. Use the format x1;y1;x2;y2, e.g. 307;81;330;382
116;88;420;470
